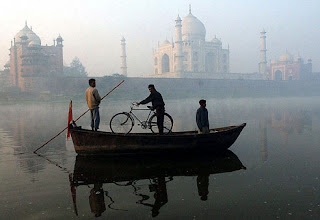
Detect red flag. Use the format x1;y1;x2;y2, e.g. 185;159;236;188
67;100;73;138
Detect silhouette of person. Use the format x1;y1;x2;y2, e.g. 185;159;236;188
85;78;101;131
89;183;106;217
196;99;209;134
150;176;168;217
197;175;209;201
136;176;168;217
137;84;165;134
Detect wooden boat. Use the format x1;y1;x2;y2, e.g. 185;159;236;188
70;123;246;155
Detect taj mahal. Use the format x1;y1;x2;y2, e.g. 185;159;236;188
151;6;229;78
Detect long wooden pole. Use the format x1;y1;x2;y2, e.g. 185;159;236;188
33;80;124;153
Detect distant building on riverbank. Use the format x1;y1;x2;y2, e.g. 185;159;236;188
152;6;230;78
259;29;313;80
267;51;312;80
6;22;63;92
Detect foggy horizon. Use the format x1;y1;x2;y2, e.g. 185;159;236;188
1;0;319;77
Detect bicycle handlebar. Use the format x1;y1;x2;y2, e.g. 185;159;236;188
130;103;154;111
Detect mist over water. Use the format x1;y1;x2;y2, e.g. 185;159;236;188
1;0;320;218
1;96;320;219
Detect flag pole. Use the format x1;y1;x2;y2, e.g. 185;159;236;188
67;100;73;138
33;80;125;153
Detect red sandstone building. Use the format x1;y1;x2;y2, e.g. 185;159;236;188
267;51;312;80
9;22;63;92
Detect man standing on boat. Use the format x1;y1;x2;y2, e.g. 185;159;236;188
85;78;101;131
136;84;165;134
196;99;209;134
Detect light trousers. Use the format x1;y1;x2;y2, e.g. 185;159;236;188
90;108;100;130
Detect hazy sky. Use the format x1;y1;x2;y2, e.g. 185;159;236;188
1;0;319;76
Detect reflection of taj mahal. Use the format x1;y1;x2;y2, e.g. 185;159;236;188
152;6;229;78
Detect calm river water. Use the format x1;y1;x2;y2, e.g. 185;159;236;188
1;97;320;219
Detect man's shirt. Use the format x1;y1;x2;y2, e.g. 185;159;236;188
140;90;165;108
85;86;101;109
196;107;209;130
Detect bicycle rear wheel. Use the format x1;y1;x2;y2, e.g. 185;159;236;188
149;113;173;134
110;112;134;134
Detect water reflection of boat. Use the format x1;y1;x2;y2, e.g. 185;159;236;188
70;123;246;155
69;150;246;217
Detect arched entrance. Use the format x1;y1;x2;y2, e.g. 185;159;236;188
274;70;283;80
205;53;214;72
161;54;170;73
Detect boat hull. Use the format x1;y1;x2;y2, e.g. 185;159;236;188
70;123;246;155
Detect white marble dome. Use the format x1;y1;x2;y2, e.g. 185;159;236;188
279;52;293;62
182;13;206;41
15;23;41;45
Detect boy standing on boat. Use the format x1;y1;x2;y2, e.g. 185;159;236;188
85;79;101;131
196;99;209;134
136;84;165;134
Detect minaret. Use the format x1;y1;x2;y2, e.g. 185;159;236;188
56;34;64;74
175;15;184;76
120;37;127;76
259;29;267;75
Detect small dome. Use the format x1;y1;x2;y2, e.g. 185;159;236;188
182;13;206;41
279;52;293;62
15;23;41;45
271;59;277;64
211;37;221;44
161;39;171;46
4;60;10;67
56;34;63;40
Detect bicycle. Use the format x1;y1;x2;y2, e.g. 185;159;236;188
110;103;174;134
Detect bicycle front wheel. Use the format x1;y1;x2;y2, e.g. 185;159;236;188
149;113;173;134
110;112;134;134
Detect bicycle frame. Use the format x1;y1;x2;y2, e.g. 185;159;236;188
110;104;173;134
128;106;155;128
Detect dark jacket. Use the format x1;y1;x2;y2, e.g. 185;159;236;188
140;90;165;108
196;107;209;130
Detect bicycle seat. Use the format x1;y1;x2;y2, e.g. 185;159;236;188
147;106;154;110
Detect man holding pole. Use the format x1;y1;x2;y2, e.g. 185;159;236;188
33;80;124;153
85;78;101;131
